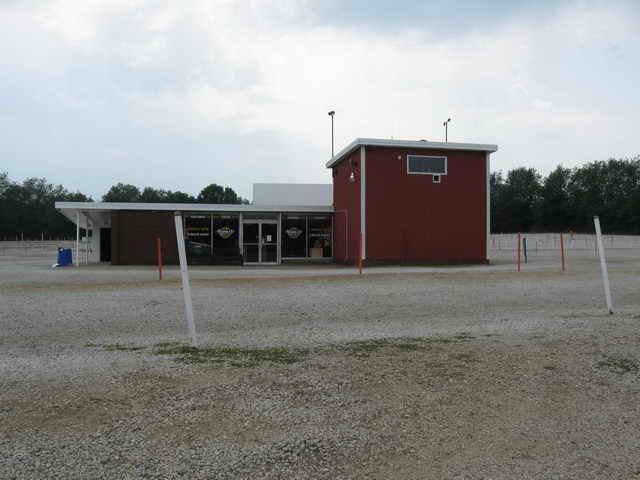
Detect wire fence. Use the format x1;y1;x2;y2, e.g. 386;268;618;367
2;235;639;266
0;241;76;257
490;233;640;271
491;233;640;252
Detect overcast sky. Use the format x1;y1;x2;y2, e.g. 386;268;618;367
1;0;639;200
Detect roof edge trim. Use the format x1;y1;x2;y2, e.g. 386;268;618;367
326;138;498;168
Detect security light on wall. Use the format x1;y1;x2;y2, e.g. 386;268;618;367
348;157;357;182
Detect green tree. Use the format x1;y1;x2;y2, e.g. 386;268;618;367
540;165;571;231
197;184;225;203
0;172;10;196
139;187;170;203
490;171;510;233
0;175;92;239
165;191;196;203
501;167;542;232
197;184;247;204
102;183;141;202
568;157;640;233
222;187;239;204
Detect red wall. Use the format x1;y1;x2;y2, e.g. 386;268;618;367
332;149;361;263
364;146;487;263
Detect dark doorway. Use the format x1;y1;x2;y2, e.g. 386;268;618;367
100;228;112;262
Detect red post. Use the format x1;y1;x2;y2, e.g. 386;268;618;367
358;232;363;275
517;233;521;272
560;232;565;272
157;238;163;281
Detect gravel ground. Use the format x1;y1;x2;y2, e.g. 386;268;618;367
1;248;640;479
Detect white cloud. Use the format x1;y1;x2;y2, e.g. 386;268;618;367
1;0;639;198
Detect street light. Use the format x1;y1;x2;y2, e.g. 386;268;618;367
328;110;335;158
443;117;451;142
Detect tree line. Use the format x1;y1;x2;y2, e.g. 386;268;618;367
101;182;250;205
0;175;249;240
491;157;640;234
2;156;639;239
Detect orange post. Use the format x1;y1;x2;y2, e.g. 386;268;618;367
560;232;565;272
517;233;521;272
157;238;163;281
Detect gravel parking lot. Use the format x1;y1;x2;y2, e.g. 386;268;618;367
1;246;640;479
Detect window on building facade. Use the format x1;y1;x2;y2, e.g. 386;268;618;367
308;216;332;258
212;215;239;256
185;214;211;260
282;215;307;257
407;155;447;175
281;214;332;258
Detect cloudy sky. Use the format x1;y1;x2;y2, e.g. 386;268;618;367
1;0;639;200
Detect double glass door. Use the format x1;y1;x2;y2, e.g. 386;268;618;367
242;221;278;264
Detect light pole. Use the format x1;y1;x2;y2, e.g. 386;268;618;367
328;110;335;158
443;117;451;142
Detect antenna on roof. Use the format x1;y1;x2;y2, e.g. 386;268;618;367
443;117;451;142
328;110;335;158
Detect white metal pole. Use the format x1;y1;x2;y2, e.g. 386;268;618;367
594;216;613;314
174;212;199;347
75;211;80;266
85;215;89;265
277;212;282;264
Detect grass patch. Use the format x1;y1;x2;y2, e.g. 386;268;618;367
153;343;307;367
597;356;639;374
85;334;477;367
340;335;474;357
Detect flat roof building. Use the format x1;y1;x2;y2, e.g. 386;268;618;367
56;137;497;266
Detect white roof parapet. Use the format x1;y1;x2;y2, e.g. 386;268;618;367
326;137;499;168
253;183;332;206
55;201;333;213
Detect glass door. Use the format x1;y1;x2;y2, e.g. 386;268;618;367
242;221;279;264
242;223;259;263
261;223;278;263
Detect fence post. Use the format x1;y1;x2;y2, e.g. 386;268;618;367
560;232;566;272
174;212;198;347
517;233;521;272
594;216;613;314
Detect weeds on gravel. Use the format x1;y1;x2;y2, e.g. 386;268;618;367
597;356;639;374
341;335;474;357
153;342;308;367
85;335;477;367
85;343;146;352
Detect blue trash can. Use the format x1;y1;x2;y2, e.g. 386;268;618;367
57;248;73;267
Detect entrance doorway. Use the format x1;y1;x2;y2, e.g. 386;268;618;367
100;228;111;262
242;221;278;264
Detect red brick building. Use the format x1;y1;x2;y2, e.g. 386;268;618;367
56;138;497;266
329;139;497;265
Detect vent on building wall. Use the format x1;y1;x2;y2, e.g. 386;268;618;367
432;175;441;184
